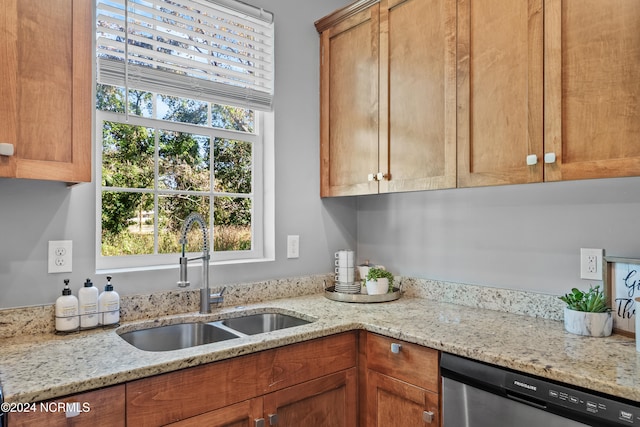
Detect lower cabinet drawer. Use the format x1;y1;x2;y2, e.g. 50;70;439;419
8;385;125;427
365;333;439;392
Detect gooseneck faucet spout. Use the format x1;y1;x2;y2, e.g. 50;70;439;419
177;212;212;314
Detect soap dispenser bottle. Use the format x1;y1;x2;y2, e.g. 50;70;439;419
78;278;99;328
55;279;79;332
98;275;120;326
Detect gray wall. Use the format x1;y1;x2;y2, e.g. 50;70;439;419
0;0;355;309
357;177;640;295
2;0;637;308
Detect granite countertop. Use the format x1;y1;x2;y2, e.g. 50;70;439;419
1;292;640;404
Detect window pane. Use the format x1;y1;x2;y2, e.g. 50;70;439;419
214;196;251;252
214;138;252;193
158;195;210;254
129;90;153;118
159;131;210;191
212;104;254;133
102;122;155;189
159;95;208;125
97;84;125;113
101;192;154;256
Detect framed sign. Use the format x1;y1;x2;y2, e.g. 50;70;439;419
604;256;640;337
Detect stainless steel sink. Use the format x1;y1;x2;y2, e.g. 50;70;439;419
217;313;311;335
119;312;313;351
119;322;240;352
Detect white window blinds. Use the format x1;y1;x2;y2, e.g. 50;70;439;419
96;0;274;110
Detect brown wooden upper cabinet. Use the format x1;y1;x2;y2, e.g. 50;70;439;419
0;0;92;183
459;0;640;187
316;0;457;197
544;0;640;182
318;0;640;195
456;0;544;187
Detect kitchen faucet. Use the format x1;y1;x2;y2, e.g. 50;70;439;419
177;212;224;314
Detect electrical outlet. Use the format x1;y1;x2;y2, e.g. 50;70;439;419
580;248;603;280
48;240;72;273
287;235;299;259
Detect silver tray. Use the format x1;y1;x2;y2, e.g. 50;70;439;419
324;286;401;303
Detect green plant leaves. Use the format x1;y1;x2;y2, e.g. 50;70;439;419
559;285;609;313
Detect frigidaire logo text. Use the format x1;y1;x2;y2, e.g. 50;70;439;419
513;380;537;391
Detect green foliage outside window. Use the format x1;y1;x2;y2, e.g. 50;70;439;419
98;84;254;256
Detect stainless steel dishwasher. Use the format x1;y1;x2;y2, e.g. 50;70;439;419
441;353;640;427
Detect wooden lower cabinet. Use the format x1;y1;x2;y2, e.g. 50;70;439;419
264;368;357;427
366;370;439;427
360;332;441;426
8;331;442;427
126;332;358;427
167;369;357;427
166;398;264;427
8;385;125;427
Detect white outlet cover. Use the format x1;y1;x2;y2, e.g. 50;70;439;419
48;240;73;273
580;248;603;280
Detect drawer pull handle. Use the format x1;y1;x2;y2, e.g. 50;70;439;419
391;343;402;353
65;404;81;418
544;152;557;164
423;410;435;423
255;418;265;427
0;143;14;157
268;413;279;425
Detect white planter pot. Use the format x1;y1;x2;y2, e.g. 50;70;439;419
563;307;612;337
366;278;389;295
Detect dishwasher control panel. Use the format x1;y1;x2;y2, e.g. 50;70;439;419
505;372;639;425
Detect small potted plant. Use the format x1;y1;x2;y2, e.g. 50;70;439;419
559;285;612;337
366;267;394;295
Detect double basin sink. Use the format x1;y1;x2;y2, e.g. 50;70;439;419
119;312;312;352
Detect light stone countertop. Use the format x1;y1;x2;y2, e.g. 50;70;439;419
1;292;640;404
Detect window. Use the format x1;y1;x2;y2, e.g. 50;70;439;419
95;0;274;270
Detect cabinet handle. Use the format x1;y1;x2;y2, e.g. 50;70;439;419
0;143;14;156
254;418;265;427
544;152;556;164
422;410;435;423
390;343;402;354
368;172;388;182
268;413;279;425
526;154;538;166
65;403;81;418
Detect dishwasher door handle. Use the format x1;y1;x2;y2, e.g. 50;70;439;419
506;392;547;410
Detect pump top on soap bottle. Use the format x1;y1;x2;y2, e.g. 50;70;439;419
98;275;120;326
62;279;71;295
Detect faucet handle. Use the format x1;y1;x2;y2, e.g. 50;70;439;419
210;287;226;305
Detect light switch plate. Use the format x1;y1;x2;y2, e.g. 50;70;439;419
287;235;299;259
48;240;72;273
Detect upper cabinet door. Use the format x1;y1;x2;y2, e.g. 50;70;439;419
544;0;640;182
0;0;91;183
379;0;457;193
457;0;544;187
318;5;380;197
